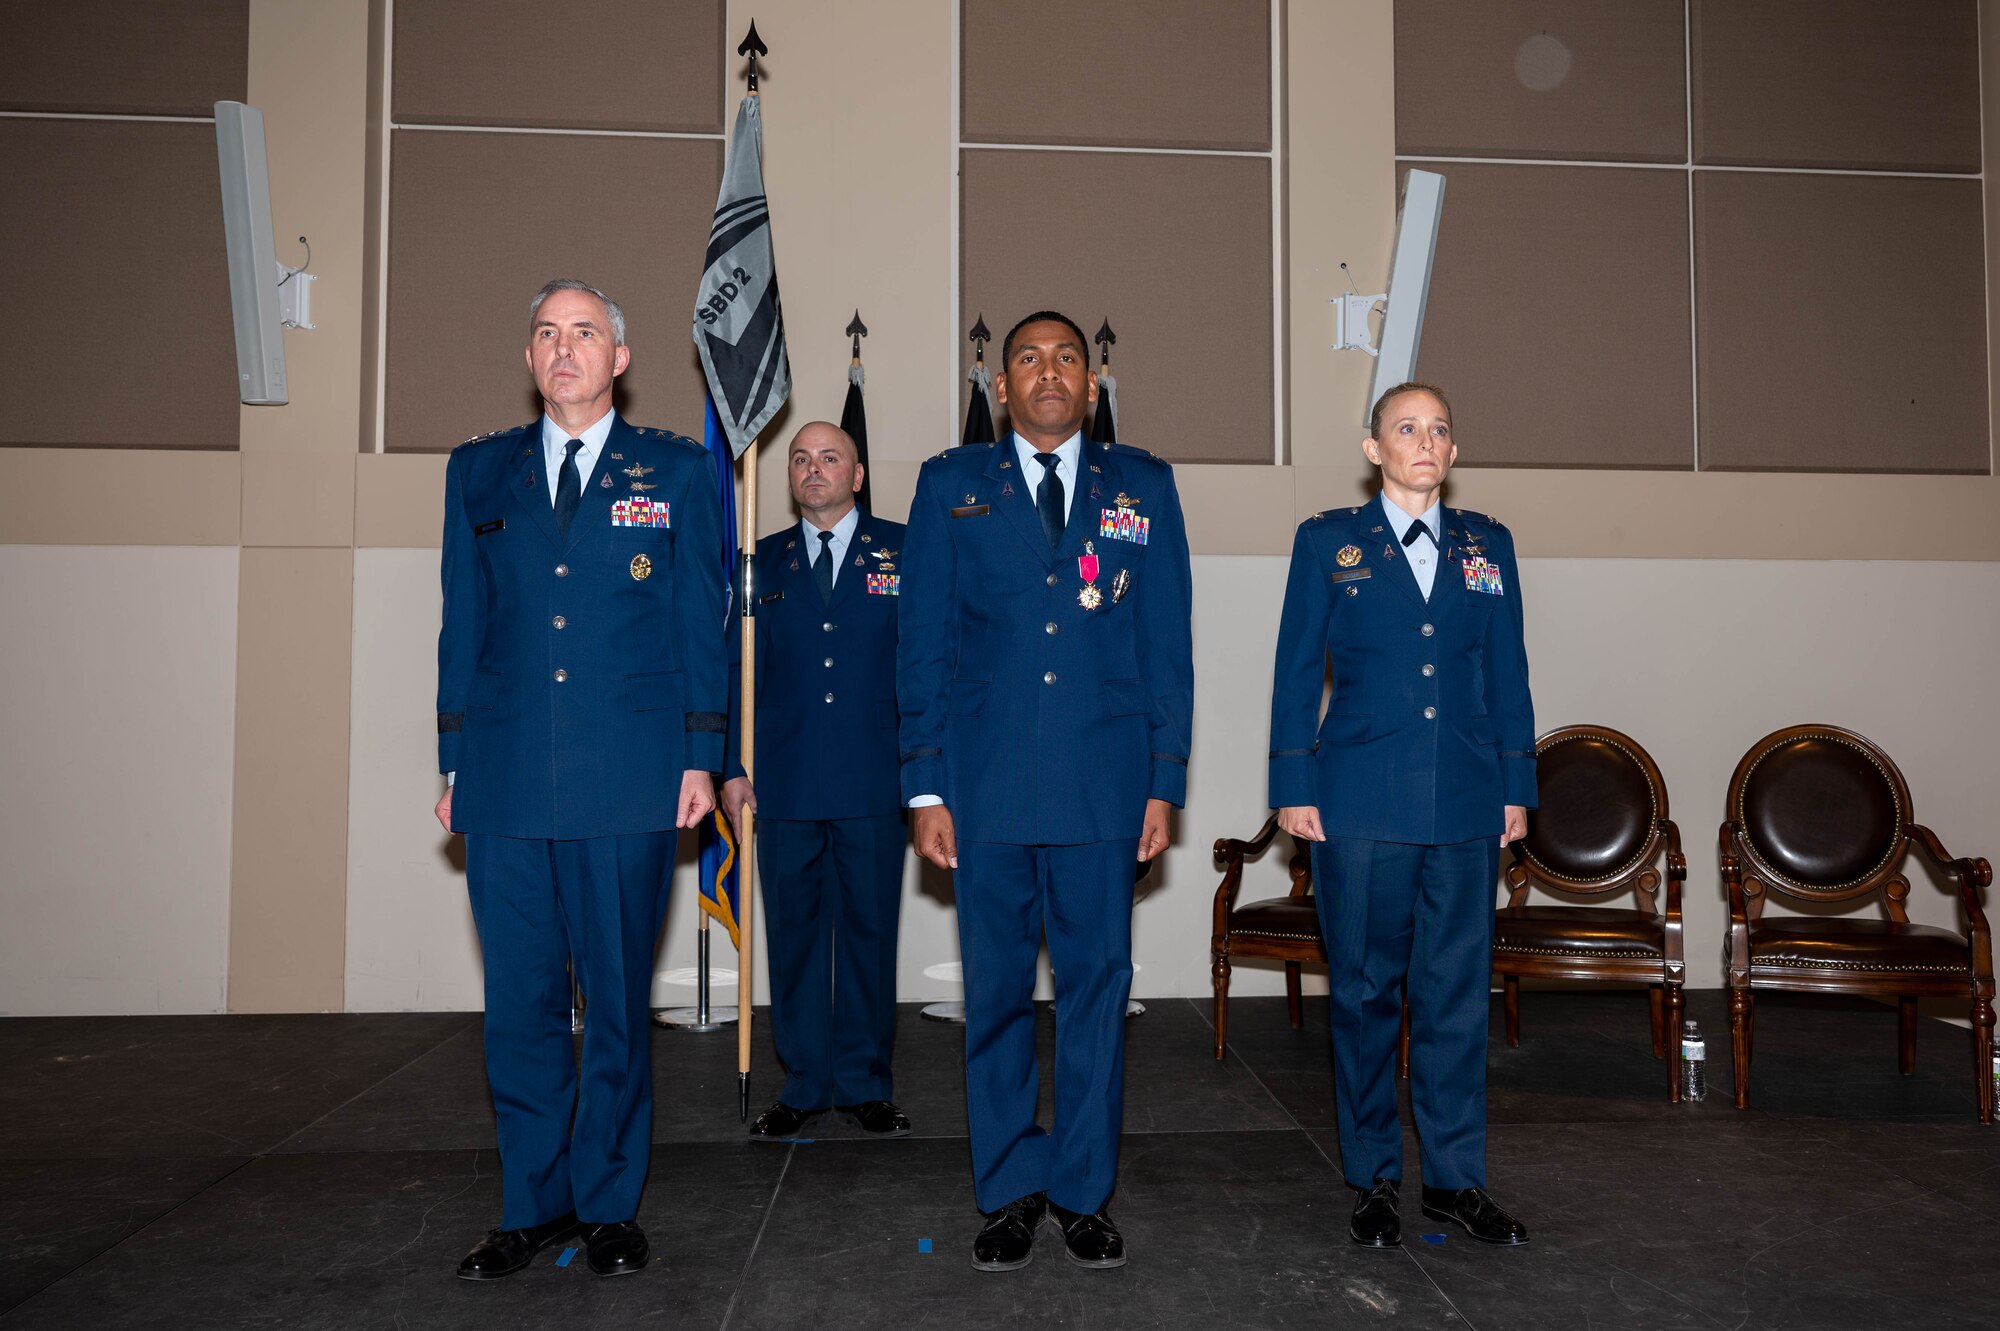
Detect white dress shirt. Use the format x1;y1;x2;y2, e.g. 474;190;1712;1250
1382;493;1445;600
1013;429;1084;524
540;407;617;505
800;505;860;590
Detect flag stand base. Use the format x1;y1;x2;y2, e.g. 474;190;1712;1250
920;1001;966;1024
651;925;737;1030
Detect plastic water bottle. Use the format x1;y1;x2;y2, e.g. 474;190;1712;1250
1681;1019;1707;1102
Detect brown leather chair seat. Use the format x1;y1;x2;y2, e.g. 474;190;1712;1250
1226;896;1320;944
1495;906;1664;958
1748;917;1972;974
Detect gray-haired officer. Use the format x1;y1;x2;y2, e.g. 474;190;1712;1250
1267;381;1536;1250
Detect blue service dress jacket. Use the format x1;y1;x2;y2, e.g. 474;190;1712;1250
437;414;728;839
897;439;1195;846
1267;494;1536;843
724;511;907;819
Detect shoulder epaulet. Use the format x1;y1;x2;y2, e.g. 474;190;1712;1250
628;426;705;454
1455;508;1508;530
456;423;530;450
1103;441;1168;466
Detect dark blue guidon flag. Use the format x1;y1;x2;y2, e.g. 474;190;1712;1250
697;391;741;948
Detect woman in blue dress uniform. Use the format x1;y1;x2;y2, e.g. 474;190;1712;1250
1267;381;1536;1249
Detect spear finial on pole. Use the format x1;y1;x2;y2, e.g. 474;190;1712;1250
847;309;868;364
970;314;991;367
1095;318;1116;370
738;20;768;94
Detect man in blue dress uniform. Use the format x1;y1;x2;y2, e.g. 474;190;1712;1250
898;312;1194;1271
434;279;726;1279
720;421;913;1142
1268;381;1536;1250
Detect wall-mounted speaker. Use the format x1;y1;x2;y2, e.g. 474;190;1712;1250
214;100;287;405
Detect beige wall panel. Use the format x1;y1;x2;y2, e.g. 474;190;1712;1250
1176;463;1297;555
0;451;241;545
356;453;450;546
392;0;724;133
383;131;722;453
742;0;955;536
228;546;353;1011
1420;163;1693;469
241;453;357;547
1692;0;1981;172
1696;172;1989;473
1288;1;1396;515
962;0;1271;152
244;0;373;461
1394;0;1686;163
0;546;238;1015
962;150;1273;463
0;120;239;450
0;0;247;117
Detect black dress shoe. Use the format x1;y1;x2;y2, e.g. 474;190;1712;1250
971;1193;1047;1272
1047;1200;1127;1269
836;1100;912;1137
1349;1179;1401;1248
1420;1186;1530;1246
455;1210;579;1280
582;1220;650;1275
748;1101;822;1139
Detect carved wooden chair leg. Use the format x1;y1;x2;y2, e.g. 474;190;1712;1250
1898;996;1918;1076
1285;961;1304;1029
1212;949;1231;1061
1729;986;1754;1109
1974;991;1996;1124
1664;979;1686;1103
1648;984;1665;1059
1398;995;1411;1080
1502;974;1521;1048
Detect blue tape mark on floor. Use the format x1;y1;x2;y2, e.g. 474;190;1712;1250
556;1247;578;1267
917;1238;933;1254
1420;1233;1446;1245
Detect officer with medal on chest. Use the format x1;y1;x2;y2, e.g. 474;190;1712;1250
898;311;1195;1272
720;421;913;1142
1267;381;1536;1250
434;279;727;1280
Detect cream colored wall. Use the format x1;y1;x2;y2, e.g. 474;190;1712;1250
0;547;240;1016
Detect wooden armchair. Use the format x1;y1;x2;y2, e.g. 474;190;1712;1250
1211;816;1322;1060
1720;724;1995;1122
1495;725;1688;1099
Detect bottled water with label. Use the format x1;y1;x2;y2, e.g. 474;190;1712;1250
1681;1019;1707;1102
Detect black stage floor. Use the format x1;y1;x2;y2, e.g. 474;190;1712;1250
2;990;1994;1329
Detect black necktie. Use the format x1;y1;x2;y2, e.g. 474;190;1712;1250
1402;518;1432;548
813;529;836;602
1034;452;1064;551
555;439;584;540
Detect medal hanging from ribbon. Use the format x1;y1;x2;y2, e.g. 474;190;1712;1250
1077;541;1103;610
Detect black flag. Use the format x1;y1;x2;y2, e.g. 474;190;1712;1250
961;314;997;446
841;311;871;510
1088;319;1118;444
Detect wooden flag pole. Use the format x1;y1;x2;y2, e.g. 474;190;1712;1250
735;433;758;1121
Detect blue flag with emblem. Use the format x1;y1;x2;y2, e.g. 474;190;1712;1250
695;93;791;458
696;390;742;948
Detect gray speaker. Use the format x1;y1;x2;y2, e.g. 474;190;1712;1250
214;100;288;405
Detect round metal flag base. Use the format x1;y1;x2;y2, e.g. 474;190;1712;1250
652;1007;740;1031
1044;1001;1147;1019
920;1001;967;1024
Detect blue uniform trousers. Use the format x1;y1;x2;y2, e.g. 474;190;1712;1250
465;831;673;1229
956;837;1137;1215
1314;834;1497;1191
756;814;905;1111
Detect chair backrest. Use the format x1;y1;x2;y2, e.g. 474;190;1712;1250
1514;725;1668;893
1727;724;1912;902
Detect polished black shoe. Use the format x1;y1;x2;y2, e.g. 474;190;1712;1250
836;1100;912;1137
1047;1200;1127;1269
582;1220;650;1275
1349;1179;1401;1248
1420;1186;1530;1246
455;1210;578;1280
971;1193;1047;1272
748;1101;822;1139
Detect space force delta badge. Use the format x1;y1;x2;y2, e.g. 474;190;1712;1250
1462;557;1505;595
612;497;670;528
1098;507;1149;544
